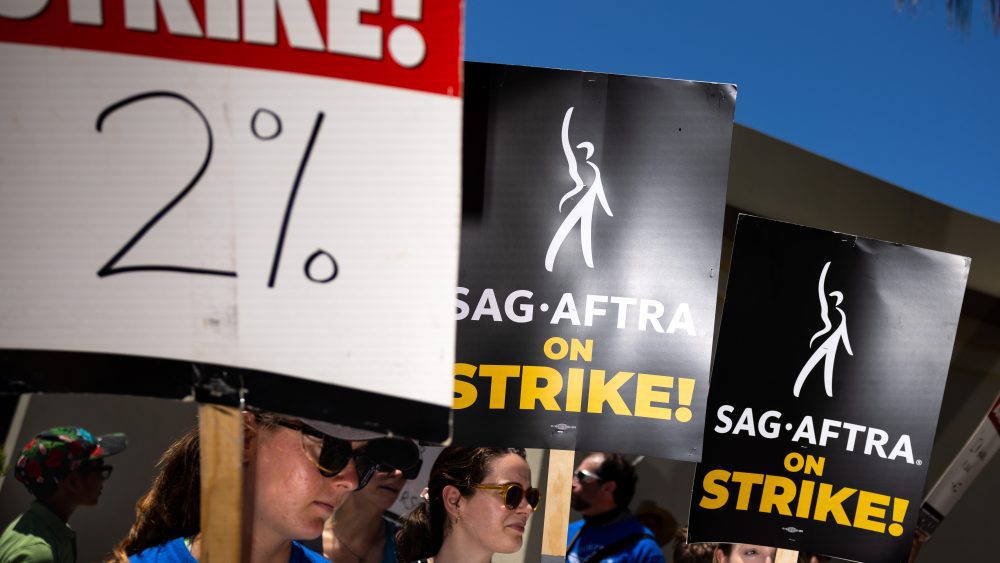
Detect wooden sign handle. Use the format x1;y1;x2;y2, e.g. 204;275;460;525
775;548;799;563
541;449;575;561
199;404;243;562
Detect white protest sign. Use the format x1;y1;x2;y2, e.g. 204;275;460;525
389;444;443;518
917;391;1000;536
0;0;462;422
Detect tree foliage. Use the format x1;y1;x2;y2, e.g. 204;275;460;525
896;0;1000;33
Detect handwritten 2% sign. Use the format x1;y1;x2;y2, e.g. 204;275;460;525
0;0;463;436
89;92;342;287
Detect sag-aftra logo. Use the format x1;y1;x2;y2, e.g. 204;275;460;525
545;106;614;273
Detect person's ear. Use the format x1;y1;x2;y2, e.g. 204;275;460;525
714;547;726;563
62;471;84;495
441;485;463;520
601;479;617;497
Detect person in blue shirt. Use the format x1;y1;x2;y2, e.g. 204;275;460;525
304;440;423;562
114;410;417;563
566;452;665;563
313;469;404;563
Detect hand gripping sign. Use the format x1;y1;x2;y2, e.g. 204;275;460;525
688;215;970;563
453;63;737;460
0;0;462;441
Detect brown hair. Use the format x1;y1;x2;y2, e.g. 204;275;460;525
673;528;716;563
110;412;281;561
395;446;526;561
110;426;201;561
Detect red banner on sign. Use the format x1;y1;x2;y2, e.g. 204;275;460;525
0;0;460;97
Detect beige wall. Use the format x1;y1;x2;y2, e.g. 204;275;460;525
727;125;1000;300
0;394;198;563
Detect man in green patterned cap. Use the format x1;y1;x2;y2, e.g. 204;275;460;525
0;426;127;563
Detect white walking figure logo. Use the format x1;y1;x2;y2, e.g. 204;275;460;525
544;106;613;272
792;261;853;397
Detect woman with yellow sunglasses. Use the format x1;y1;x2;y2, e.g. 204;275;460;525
396;447;542;563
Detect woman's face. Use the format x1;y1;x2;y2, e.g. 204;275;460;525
451;453;533;556
357;468;406;511
717;544;777;563
250;422;359;542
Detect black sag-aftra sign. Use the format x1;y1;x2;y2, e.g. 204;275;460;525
452;62;737;460
689;215;970;563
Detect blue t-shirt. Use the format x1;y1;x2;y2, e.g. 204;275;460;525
129;537;328;563
566;514;665;563
381;520;398;563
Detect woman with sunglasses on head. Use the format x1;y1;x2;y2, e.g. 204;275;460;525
301;441;422;562
113;411;417;563
395;446;542;563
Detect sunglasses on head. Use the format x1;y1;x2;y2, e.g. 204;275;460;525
471;482;543;511
361;438;423;480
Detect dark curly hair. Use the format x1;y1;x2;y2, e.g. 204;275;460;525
673;527;716;563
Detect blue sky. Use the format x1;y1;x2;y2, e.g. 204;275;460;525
465;1;1000;224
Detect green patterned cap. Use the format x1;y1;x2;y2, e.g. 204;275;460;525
14;426;127;493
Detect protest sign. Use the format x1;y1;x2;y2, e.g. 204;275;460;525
453;62;736;459
390;444;442;518
917;390;1000;537
689;215;970;563
0;0;462;440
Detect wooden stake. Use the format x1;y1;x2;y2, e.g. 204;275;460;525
541;449;575;560
199;404;243;563
775;548;799;563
